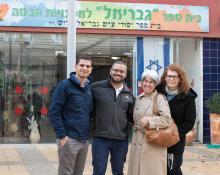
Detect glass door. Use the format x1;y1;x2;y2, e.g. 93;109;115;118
0;33;32;141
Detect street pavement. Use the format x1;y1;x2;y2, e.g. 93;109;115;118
0;143;219;175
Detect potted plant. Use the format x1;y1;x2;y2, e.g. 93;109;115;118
204;92;220;144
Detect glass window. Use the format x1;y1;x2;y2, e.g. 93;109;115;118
0;33;135;143
0;33;66;142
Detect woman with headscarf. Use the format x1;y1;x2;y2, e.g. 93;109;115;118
128;69;172;175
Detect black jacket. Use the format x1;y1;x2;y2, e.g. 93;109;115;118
91;79;134;140
156;84;197;155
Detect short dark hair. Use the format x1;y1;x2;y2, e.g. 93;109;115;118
111;61;127;69
76;55;92;65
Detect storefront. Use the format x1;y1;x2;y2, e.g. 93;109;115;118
0;0;219;143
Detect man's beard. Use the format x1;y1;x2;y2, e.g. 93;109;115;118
110;75;125;84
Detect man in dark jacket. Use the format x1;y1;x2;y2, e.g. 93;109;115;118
49;55;93;175
91;61;134;175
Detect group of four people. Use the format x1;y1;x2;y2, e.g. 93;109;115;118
49;55;197;175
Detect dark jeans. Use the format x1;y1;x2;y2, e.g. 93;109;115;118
92;137;128;175
167;153;183;175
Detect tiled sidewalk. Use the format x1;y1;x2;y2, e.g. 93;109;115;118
0;144;219;175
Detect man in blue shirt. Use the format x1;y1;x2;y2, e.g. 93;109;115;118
49;55;93;175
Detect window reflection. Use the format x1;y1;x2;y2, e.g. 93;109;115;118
0;33;66;142
0;33;135;143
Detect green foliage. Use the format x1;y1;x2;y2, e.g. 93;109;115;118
204;92;220;114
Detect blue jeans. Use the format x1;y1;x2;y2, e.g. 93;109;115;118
92;137;128;175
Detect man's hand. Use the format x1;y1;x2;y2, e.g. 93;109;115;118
60;136;68;146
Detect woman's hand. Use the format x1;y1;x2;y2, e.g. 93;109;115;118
140;117;149;128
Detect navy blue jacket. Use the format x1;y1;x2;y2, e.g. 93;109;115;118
49;73;92;140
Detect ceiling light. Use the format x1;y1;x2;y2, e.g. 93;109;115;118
111;56;121;60
97;52;101;54
55;51;66;56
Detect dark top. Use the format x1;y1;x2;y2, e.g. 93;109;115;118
49;73;93;140
156;83;197;155
92;79;134;140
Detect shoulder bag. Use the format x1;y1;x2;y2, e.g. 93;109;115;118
144;93;180;147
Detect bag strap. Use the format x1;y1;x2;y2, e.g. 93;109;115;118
152;93;158;115
143;92;158;116
152;93;160;131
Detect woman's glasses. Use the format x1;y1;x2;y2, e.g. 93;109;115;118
166;74;179;80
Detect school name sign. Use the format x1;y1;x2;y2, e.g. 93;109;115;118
0;0;209;32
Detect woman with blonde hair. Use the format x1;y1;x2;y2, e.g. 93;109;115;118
156;64;197;175
128;69;172;175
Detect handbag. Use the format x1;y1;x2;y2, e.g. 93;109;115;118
144;93;180;147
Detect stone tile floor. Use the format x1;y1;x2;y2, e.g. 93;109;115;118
0;143;219;175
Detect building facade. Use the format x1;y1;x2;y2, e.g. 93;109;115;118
0;0;219;143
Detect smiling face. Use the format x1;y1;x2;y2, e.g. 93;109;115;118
165;70;180;91
110;63;127;83
75;59;92;80
142;75;156;95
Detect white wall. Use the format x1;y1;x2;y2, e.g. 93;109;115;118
177;38;203;142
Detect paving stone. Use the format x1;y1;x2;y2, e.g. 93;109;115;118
16;147;57;175
0;144;219;175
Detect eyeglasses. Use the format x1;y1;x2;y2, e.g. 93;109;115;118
166;75;179;80
111;68;126;74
